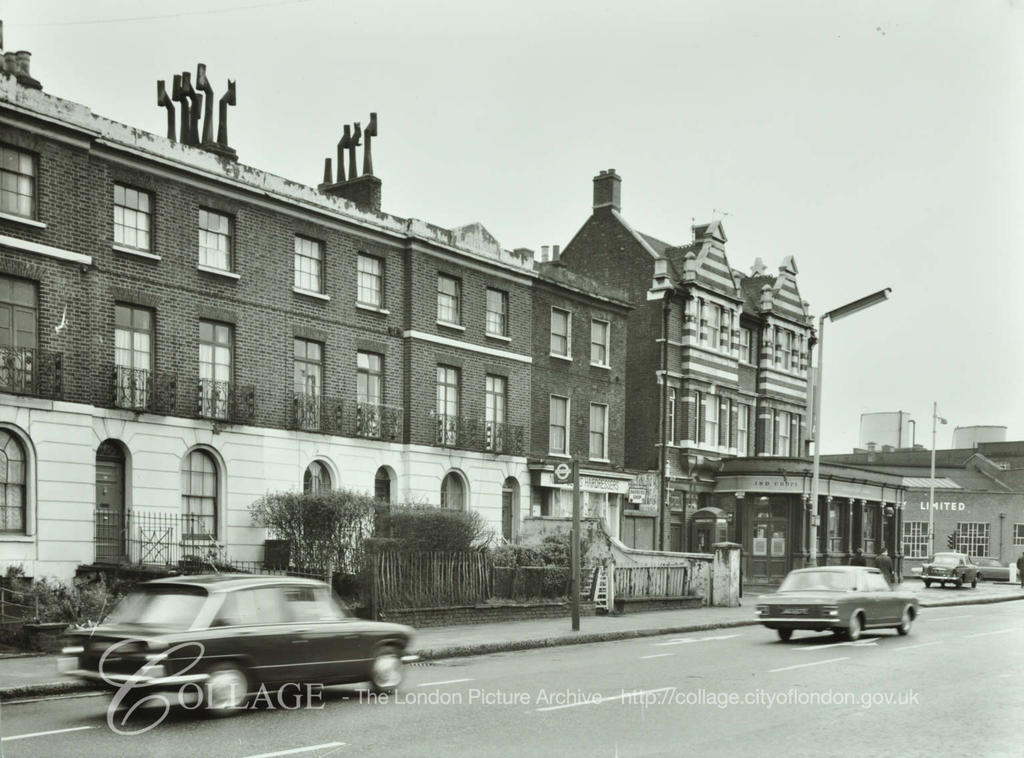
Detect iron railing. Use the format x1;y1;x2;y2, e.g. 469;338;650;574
0;346;63;399
432;413;523;454
353;401;402;441
94;509;225;568
105;365;179;415
485;420;524;455
197;379;256;424
291;392;344;434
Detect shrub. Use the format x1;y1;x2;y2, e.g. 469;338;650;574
376;505;489;552
13;576;124;627
249;488;377;571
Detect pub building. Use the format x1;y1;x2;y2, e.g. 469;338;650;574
702;458;907;585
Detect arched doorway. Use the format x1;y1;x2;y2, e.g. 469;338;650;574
501;477;519;542
375;466;395;503
95;440;126;563
440;471;466;510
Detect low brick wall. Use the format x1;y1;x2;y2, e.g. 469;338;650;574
381;601;597;628
612;596;703;614
22;622;69;652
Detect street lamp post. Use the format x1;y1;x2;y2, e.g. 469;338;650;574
808;288;892;565
928;403;947;555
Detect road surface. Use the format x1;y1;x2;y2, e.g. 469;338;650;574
2;601;1022;757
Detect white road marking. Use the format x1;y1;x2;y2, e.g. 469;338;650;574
243;743;346;758
416;678;473;687
795;640;877;651
925;615;973;621
654;633;741;647
639;653;674;659
963;629;1017;638
1;726;97;742
769;657;850;673
535;686;674;712
891;641;943;652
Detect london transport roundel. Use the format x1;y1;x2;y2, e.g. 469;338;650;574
554;462;571;482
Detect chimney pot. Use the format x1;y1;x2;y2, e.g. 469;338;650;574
552;244;561;260
592;169;622;212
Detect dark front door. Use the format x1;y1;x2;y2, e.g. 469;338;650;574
501;487;513;542
95;445;126;563
748;516;788;581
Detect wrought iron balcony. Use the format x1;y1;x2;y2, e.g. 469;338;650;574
291;392;344;435
197;379;255;424
353;401;402;441
108;365;178;415
0;346;63;399
485;420;525;456
431;413;522;455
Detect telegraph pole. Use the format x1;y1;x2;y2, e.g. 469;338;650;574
571;458;581;632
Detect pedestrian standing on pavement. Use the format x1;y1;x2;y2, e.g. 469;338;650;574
1016;552;1024;589
876;547;895;586
850;547;866;567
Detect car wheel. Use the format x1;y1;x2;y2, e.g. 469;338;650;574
923;580;931;588
896;606;914;636
777;628;793;642
846;612;862;641
369;646;404;694
954;577;963;589
203;662;249;717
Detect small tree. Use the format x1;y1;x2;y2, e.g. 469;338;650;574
249;489;377;571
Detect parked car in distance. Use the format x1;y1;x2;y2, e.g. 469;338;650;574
920;552;980;589
58;575;417;716
972;556;1010;583
756;566;919;642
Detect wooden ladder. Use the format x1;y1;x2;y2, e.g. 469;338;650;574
591;566;609;610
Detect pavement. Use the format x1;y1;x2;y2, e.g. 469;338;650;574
2;580;1021;701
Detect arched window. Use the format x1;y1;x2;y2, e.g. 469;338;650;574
374;466;393;502
181;449;218;539
303;460;331;493
0;430;26;533
440;471;465;510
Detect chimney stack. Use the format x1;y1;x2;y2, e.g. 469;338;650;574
552;244;561;261
540;245;550;262
319;113;382;212
0;22;42;89
158;64;237;158
592;168;621;212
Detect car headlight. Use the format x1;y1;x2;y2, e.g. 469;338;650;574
822;606;839;617
61;646;84;655
756;605;768;614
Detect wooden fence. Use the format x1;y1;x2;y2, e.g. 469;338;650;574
372;551;492;610
614;565;690;599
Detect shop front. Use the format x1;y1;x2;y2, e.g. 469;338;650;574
527;465;639;544
708;458;907;585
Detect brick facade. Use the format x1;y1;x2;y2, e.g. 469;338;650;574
558;171;815;551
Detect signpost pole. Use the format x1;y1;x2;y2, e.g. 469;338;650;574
571;458;581;632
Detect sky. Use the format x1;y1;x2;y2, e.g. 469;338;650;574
4;0;1023;454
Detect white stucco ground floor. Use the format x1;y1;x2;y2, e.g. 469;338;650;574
0;395;529;582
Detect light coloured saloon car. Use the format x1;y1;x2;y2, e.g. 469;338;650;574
756;566;919;642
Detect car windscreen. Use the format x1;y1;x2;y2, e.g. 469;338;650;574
778;571;855;592
104;586;208;629
931;555;958;566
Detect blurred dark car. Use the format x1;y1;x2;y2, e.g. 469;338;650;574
756;566;919;642
58;575;416;716
972;556;1010;583
920;552;979;589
